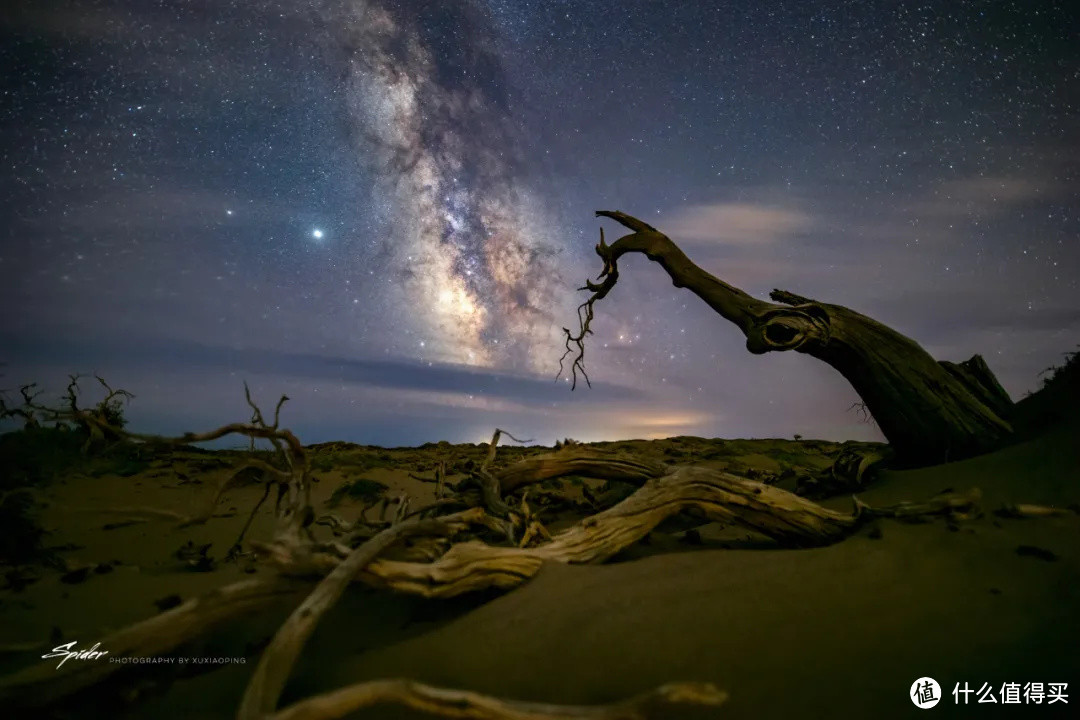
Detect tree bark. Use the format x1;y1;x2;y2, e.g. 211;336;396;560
495;446;669;494
565;211;1014;466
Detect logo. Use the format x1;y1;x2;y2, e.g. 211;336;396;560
41;641;110;669
911;677;942;709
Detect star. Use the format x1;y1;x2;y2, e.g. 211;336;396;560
1;0;1072;450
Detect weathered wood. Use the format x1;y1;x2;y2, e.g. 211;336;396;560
495;447;669;494
268;678;728;720
358;468;978;598
940;354;1014;420
238;508;485;720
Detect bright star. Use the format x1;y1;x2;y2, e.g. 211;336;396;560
226;209;233;216
312;229;324;239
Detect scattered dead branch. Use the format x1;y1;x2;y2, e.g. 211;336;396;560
268;678;728;720
66;505;193;524
354;466;979;599
481;428;533;471
0;385;1014;720
994;503;1077;519
0;384;43;428
238;508;486;719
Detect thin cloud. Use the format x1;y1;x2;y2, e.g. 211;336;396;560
913;175;1060;221
662;202;814;246
0;332;646;406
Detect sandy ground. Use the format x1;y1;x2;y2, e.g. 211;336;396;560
1;426;1077;719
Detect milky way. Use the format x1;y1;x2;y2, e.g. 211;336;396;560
1;1;1076;445
338;0;566;371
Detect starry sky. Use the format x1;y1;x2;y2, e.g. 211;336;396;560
1;1;1077;447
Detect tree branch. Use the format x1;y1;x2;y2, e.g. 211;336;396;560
267;678;728;720
237;508;486;720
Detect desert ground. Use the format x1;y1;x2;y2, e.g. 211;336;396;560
0;384;1077;719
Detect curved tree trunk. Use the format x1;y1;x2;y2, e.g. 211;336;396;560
562;210;1013;467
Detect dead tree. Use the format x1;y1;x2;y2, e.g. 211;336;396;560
561;211;1014;467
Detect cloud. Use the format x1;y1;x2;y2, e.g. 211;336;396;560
0;331;645;406
661;202;814;246
912;175;1061;222
607;410;718;440
939;176;1048;205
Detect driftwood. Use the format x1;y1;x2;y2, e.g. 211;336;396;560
560;211;1014;466
268;678;728;720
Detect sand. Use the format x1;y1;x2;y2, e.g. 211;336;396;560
1;424;1077;719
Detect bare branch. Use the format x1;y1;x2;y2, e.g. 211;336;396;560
19;383;42;406
227;483;274;560
273;394;290;429
237;508;485;720
93;374;134;407
244;381;265;426
267;678;728;720
557;226;621;390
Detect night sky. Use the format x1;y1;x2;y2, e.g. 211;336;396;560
2;1;1077;447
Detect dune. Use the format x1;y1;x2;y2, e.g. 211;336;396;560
0;382;1077;718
